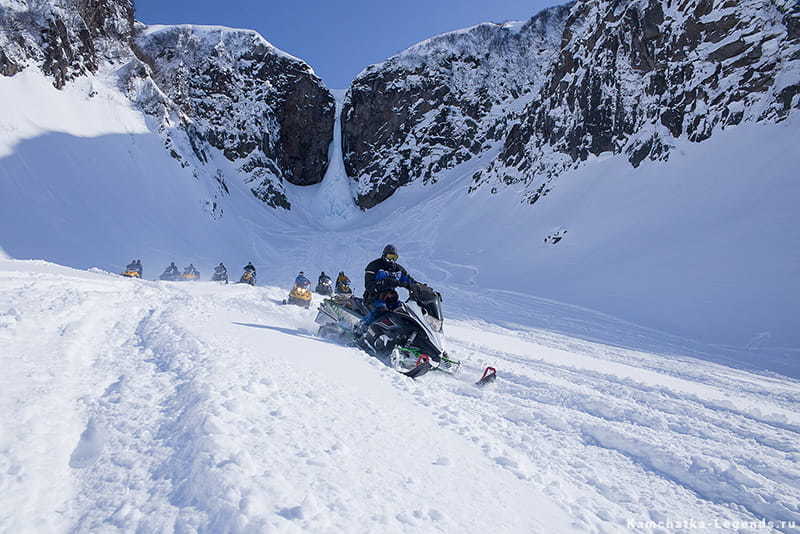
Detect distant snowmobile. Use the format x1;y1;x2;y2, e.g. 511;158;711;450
284;284;313;308
335;272;352;295
160;262;180;281
238;263;256;285
122;259;142;278
211;263;228;283
315;282;460;378
181;264;200;281
316;273;333;296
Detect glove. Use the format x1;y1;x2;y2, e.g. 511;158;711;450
375;270;400;288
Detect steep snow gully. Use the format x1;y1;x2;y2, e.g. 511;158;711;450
2;261;799;533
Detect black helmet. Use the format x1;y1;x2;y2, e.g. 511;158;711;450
382;244;398;261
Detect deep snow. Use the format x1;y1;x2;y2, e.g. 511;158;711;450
2;260;799;533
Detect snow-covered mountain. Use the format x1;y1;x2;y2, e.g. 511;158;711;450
2;2;800;531
0;0;133;86
1;0;334;211
342;4;571;208
346;0;800;206
475;0;800;202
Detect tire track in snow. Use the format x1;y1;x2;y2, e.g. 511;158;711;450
423;332;800;532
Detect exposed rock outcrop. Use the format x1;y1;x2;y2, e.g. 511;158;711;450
0;0;133;88
344;0;800;208
342;5;571;208
475;0;800;204
1;2;335;210
132;25;335;208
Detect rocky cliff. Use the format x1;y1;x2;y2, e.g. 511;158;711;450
131;25;334;209
0;0;133;86
3;0;798;212
344;0;800;207
475;0;800;204
0;0;335;210
342;5;571;208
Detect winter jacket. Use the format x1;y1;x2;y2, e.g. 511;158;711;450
363;257;415;301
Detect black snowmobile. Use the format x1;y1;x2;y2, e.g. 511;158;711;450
315;283;460;378
160;264;181;281
315;276;333;296
212;264;228;283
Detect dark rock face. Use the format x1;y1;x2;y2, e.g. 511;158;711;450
133;26;335;208
342;5;571;208
0;0;133;88
345;0;800;208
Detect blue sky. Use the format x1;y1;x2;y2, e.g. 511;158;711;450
134;0;564;88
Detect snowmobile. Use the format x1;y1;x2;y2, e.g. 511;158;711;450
316;277;333;296
335;283;353;296
181;266;200;281
315;282;461;378
121;268;141;278
211;267;228;283
284;284;313;308
335;273;353;295
122;260;142;278
160;265;181;281
238;270;256;286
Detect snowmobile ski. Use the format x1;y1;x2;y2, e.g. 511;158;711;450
475;366;497;387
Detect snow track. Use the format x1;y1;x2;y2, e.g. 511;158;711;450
2;260;799;533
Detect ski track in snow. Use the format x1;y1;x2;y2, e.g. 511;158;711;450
2;261;799;533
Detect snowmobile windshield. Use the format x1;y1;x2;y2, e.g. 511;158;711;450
409;284;444;332
422;301;443;333
402;301;444;350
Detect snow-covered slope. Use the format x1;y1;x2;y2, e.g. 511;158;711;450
2;260;799;532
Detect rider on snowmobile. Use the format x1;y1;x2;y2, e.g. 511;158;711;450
164;262;179;276
335;271;352;294
356;244;417;333
184;263;198;275
214;262;227;279
295;272;311;288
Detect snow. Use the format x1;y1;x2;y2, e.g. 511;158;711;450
2;1;799;530
138;24;307;66
2;259;799;532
